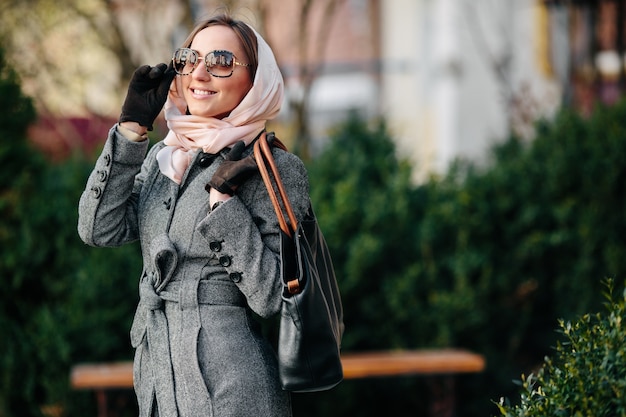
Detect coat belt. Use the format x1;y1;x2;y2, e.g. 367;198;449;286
160;279;246;307
131;276;246;417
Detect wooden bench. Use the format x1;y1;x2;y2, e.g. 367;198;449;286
71;349;485;417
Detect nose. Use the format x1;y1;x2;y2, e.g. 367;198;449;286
192;60;211;79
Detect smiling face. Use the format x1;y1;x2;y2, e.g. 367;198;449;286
180;25;253;119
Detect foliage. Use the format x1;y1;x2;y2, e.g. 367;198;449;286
0;44;41;416
307;114;420;350
0;47;141;417
294;115;432;416
298;102;626;416
496;279;626;417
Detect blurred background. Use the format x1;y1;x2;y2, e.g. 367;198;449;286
1;0;626;416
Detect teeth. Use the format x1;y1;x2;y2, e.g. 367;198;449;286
193;89;214;95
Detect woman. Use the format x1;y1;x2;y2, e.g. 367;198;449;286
78;14;309;417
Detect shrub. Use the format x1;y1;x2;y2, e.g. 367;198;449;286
0;44;43;417
495;279;626;417
301;102;626;416
307;114;419;351
0;45;141;416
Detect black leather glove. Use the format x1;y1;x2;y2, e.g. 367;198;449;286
119;63;175;131
206;141;258;195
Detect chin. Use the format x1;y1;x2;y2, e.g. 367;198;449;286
184;100;232;119
187;107;212;118
190;109;230;119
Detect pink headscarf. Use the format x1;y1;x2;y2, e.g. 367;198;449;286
156;26;284;184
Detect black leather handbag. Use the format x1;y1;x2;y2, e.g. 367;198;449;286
254;132;344;392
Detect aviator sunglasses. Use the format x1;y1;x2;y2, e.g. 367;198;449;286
172;48;250;78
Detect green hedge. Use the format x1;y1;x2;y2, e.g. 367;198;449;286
298;104;626;416
0;47;142;416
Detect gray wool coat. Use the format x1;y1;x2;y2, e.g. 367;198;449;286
77;126;310;417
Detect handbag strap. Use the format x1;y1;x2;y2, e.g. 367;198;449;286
254;132;298;237
254;132;301;293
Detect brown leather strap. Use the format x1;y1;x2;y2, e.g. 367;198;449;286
254;133;298;237
254;133;301;293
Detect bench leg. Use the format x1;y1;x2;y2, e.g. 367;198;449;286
95;389;108;417
427;376;456;417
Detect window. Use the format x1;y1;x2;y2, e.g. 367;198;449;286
545;0;626;114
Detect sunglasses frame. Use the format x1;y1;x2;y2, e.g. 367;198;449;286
172;48;250;78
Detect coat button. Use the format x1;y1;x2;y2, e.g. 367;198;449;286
163;197;172;210
209;241;222;252
229;272;242;283
90;186;102;199
97;170;108;182
198;153;216;167
103;154;111;166
219;255;231;267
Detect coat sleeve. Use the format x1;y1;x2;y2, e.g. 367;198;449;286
77;125;152;247
197;149;310;318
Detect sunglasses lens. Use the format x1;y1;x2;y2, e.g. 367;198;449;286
206;51;234;77
172;48;197;75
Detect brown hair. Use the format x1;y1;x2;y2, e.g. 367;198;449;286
181;14;258;82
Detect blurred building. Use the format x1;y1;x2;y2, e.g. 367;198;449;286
254;0;561;180
258;0;563;178
545;0;626;114
265;0;625;180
